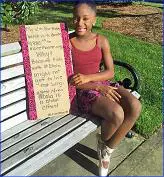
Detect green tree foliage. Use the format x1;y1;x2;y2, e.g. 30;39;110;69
1;1;40;30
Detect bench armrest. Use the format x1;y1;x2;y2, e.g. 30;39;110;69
100;60;140;91
114;60;140;91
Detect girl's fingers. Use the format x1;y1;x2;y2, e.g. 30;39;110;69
112;89;122;98
73;77;84;84
110;92;120;102
104;89;121;102
74;80;82;86
72;73;82;80
108;86;118;90
71;76;78;82
107;95;115;102
103;93;115;102
73;78;80;83
72;76;80;81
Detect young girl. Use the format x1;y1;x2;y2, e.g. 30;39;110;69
69;1;142;176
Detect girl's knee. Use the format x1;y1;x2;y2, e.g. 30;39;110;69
106;105;124;127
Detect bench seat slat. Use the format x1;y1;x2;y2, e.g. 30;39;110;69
1;112;27;133
1;114;75;151
1;77;25;95
2;116;87;175
1;42;21;57
4;120;97;176
1;88;26;108
1;113;44;141
2;114;77;159
1;53;23;68
1;100;26;121
1;65;24;81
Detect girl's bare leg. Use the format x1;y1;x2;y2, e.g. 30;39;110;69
91;96;124;141
105;86;142;148
92;86;142;149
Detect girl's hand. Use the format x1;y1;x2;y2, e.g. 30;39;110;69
97;85;121;102
70;73;90;86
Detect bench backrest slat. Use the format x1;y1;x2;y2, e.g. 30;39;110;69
1;111;28;133
1;77;25;95
1;53;23;68
1;65;24;81
1;88;26;108
1;100;26;121
1;43;28;133
1;42;21;57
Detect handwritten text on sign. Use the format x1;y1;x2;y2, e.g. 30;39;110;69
25;24;70;119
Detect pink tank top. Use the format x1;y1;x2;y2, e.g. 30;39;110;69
71;35;102;74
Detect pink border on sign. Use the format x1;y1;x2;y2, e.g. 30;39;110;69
60;23;77;114
19;25;37;120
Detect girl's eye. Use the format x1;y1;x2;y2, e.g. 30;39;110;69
73;18;80;23
73;17;90;23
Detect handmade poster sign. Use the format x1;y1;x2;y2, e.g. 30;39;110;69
20;23;76;120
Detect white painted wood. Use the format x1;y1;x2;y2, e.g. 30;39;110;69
1;88;26;108
1;112;28;133
2;117;87;175
2;115;77;160
1;65;24;81
1;42;21;57
3;120;97;176
1;114;76;151
1;40;99;176
1;53;23;68
1;77;25;95
1;100;26;121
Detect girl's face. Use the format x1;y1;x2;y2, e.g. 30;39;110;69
73;4;96;36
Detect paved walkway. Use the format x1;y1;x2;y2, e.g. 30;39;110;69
110;128;163;176
33;128;162;176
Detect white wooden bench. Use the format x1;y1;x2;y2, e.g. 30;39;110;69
0;42;140;176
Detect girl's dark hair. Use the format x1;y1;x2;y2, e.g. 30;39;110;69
73;0;97;15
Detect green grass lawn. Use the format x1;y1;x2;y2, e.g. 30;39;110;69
28;3;162;138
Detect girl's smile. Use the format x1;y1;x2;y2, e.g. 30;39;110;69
76;27;87;32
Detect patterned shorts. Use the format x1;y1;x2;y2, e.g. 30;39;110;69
76;81;120;114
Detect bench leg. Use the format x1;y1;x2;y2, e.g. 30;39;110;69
125;131;135;138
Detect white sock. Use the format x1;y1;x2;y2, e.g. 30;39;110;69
105;146;115;154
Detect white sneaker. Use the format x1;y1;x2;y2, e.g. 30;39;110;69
97;134;114;176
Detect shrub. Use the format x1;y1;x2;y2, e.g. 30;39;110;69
1;1;40;31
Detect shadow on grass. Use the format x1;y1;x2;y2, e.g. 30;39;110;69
29;11;74;29
97;9;161;19
40;2;74;14
37;3;162;23
64;143;98;175
97;9;120;18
